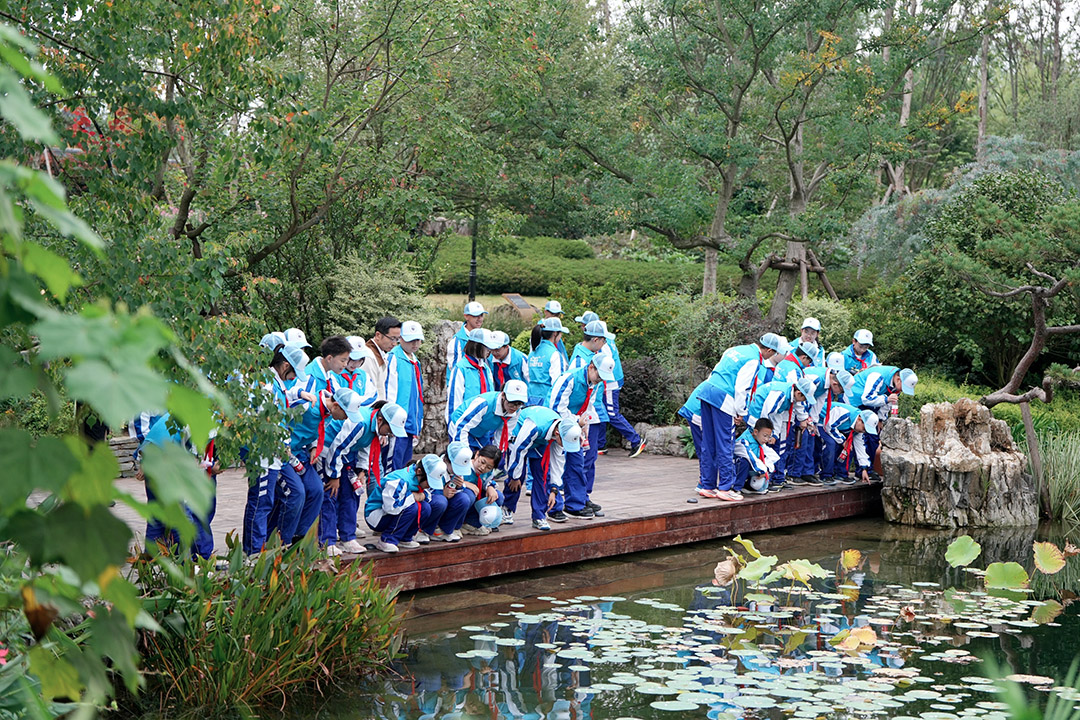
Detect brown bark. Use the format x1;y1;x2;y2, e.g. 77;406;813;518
766;240;806;329
703;247;718;294
976;30;989;162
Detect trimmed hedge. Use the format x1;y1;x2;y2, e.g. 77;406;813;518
433;235;701;296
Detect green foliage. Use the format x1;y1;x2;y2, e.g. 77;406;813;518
1040;432;1080;526
128;534;401;714
320;254;439;338
945;535;982;568
618;357;681;426
985;561;1030;589
434;235;698;296
0;28;222;715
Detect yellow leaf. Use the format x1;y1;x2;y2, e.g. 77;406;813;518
840;548;862;571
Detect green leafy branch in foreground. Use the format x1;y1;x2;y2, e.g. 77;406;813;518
0;24;223;717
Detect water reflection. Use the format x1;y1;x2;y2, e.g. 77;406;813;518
282;519;1080;720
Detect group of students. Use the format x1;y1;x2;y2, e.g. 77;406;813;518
679;320;918;501
131;299;648;558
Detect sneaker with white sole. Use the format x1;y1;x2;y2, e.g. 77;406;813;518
375;540;398;553
326;544;344;557
432;529;451;542
502;511;515;526
629;438;648;458
414;530;431;544
398;540;420;549
532;518;551;531
339;539;366;554
447;530;462;542
462;524;491;536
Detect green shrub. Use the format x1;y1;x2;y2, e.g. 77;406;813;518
322;253;440;338
512;329;533;354
619;356;681;426
128;533;401;715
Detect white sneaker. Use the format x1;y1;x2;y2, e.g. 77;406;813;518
354;524;367;537
502;511;515;526
462;524;491;536
432;529;451;542
414;530;431;544
532;518;551;531
339;539;366;554
375;540;399;553
398;540;420;549
326;544;344;557
447;530;462;542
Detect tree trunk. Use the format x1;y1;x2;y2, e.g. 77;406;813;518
977;30;989;162
703;247;718;294
766;240;805;330
892;0;917;197
1050;0;1062;100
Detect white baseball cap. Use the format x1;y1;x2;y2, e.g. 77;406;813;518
833;369;855;391
801;317;822;331
280;345;309;378
379;403;408;437
796;340;818;358
491;330;511;348
759;333;787;352
900;368;918;396
420;454;448;490
575;310;600;324
463;301;488;317
541;316;570;333
332;387;365;423
468;327;502;350
346;335;366;360
795;376;817;400
558;418;582;453
583;320;614;340
283;327;311;348
853;329;874;346
447;441;474;476
826;351;846;371
858;410;880;436
544;300;564;314
259;331;287;352
401;321;424;342
592;354;617;383
502;379;528;404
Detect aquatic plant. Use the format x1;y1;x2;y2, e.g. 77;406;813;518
1040;431;1080;524
125;532;402;715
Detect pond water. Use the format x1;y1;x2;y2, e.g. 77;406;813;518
280;518;1080;720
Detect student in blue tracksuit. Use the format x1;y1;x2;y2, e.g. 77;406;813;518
504;407;580;530
531;300;569;361
490;331;529;390
243;344;312;555
595;320;646;458
448;381;528;451
138;413;218;559
791;366;855;486
316;401;409;555
819;403;877;484
678;381;710;491
339;335;377;402
734;419;779;495
364;454;449;553
446;301;488;384
773;341;816;384
292;335;351;396
842;329;879;373
549;354;617;519
280;386;364;544
384;320;425;471
849;365;916;473
746;376;816;492
787;318;825;367
440;443;504;538
446;328;501;423
527;317;569;406
695;333;786;500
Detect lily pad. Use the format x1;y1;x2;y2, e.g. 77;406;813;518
985;562;1029;590
945;535;982;568
1033;542;1067;575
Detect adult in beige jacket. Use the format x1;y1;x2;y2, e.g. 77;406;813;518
361;316;402;402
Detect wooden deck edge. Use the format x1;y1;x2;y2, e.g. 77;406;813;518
357;484;882;592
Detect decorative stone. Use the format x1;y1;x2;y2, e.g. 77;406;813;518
881;400;1037;528
631;423;690;457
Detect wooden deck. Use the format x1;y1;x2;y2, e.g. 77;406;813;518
110;453;882;592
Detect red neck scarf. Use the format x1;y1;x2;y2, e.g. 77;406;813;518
577;380;603;415
843;428;856;471
496;361;507;388
368;409;382;486
540;439;554;494
409;355;424;403
204;439;215;476
758;444;769;481
313;395;331;458
342;371;355;389
466;355;488;393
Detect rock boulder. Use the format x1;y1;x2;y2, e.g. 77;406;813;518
880;398;1037;528
416;319;457;454
630;423;690;457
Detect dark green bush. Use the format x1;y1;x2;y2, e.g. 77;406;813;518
618;356;682;426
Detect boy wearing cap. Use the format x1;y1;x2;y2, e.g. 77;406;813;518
549;354;617;519
504;406;578;530
694;334;785;499
527;317;569;406
818;402;876;484
544;300;569;360
592;319;646;458
362;317;401;401
744;377;815;494
849;365;916;476
436;442;503;539
843;329;879;373
446;328;500;423
384;321;426;471
734;419;780;496
339;336;376;402
446;302;488;384
316;400;408;555
448;382;528;451
788;318;825;367
364;454;448;553
279;386;361;544
490;331;529;390
794;366;855;486
292;335;351;396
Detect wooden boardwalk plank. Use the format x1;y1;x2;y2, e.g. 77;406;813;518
107;453;881;592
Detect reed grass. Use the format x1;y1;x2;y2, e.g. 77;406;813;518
1039;431;1080;526
128;531;402;715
